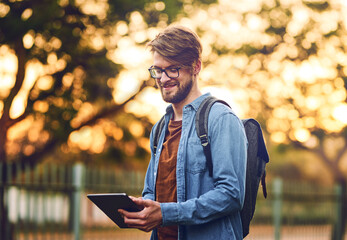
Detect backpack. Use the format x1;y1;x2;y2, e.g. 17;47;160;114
153;96;269;238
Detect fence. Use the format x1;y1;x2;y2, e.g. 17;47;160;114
245;179;346;240
0;162;346;240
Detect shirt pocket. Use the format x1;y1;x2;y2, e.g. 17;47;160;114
186;137;207;174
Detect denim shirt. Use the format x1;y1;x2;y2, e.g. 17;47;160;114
142;93;248;240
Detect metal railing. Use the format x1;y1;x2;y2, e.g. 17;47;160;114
0;162;346;240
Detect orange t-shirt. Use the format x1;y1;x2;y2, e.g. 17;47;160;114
156;120;182;240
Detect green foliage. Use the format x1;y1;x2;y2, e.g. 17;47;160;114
0;0;140;165
0;0;220;166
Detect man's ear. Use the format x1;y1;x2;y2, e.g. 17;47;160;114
193;59;201;75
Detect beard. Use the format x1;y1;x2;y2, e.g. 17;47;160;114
159;78;193;104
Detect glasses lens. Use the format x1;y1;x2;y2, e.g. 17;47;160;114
166;68;179;78
148;67;180;79
149;68;162;79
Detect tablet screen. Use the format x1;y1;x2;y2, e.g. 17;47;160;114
87;193;141;228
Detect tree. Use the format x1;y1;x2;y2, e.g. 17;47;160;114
0;0;219;238
0;0;141;238
182;0;347;238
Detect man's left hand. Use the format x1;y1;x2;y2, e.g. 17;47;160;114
118;197;162;232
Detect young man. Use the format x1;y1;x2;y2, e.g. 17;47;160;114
119;25;247;240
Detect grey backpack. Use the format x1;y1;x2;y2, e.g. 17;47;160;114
153;96;269;238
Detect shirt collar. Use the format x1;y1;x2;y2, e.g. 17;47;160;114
165;92;211;114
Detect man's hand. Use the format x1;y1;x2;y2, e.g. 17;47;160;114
118;197;162;232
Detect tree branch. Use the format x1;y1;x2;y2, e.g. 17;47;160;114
73;80;148;131
293;140;345;181
15;80;150;166
335;142;347;165
313;147;345;182
2;38;26;121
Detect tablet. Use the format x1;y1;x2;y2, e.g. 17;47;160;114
87;193;141;228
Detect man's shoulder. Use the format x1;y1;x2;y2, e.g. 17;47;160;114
207;101;244;129
208;101;238;118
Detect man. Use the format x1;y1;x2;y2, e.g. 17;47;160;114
118;25;247;240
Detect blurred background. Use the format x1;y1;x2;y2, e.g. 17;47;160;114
0;0;346;239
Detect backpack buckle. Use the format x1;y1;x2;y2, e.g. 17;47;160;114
199;134;209;147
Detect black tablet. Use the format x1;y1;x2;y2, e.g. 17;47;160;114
87;193;141;228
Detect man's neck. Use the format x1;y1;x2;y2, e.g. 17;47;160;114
171;90;202;121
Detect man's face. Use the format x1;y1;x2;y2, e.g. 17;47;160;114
152;52;193;104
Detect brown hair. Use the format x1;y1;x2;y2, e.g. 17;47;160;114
147;25;202;67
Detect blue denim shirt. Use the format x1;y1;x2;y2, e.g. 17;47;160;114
142;93;247;240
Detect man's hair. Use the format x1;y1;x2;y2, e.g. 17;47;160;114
147;25;202;67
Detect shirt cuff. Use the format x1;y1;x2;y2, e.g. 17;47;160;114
160;202;178;226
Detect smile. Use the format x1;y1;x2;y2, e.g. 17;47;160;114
161;81;178;89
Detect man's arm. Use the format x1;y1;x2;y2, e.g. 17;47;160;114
141;124;158;200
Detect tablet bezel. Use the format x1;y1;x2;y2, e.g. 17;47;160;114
87;193;141;228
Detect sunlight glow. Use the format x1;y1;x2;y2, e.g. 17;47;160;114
112;127;124;141
113;71;142;104
9;61;43;119
294;128;310;143
154;2;165;11
0;3;10;17
112;39;151;67
33;100;49;113
287;7;309;36
21;8;33;21
76;0;108;19
116;21;128;35
125;87;167;122
2;0;347;155
271;131;287;143
202;86;246;117
332;104;347;124
37;76;54;91
23;31;35;49
305;96;321;110
303;135;319;149
9;93;26;119
0;46;17;98
68;125;106;153
129;121;144;138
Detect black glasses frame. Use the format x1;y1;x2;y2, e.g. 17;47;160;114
148;66;182;79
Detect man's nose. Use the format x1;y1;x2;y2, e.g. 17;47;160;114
159;71;171;83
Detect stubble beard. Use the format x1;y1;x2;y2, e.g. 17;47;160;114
160;78;193;104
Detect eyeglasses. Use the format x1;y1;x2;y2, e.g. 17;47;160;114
148;66;182;79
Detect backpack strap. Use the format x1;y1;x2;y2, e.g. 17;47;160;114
153;116;166;156
195;96;230;177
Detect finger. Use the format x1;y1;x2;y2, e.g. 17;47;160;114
119;210;143;219
118;209;126;217
123;218;154;232
118;209;137;219
129;196;136;200
131;197;145;205
123;216;146;229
